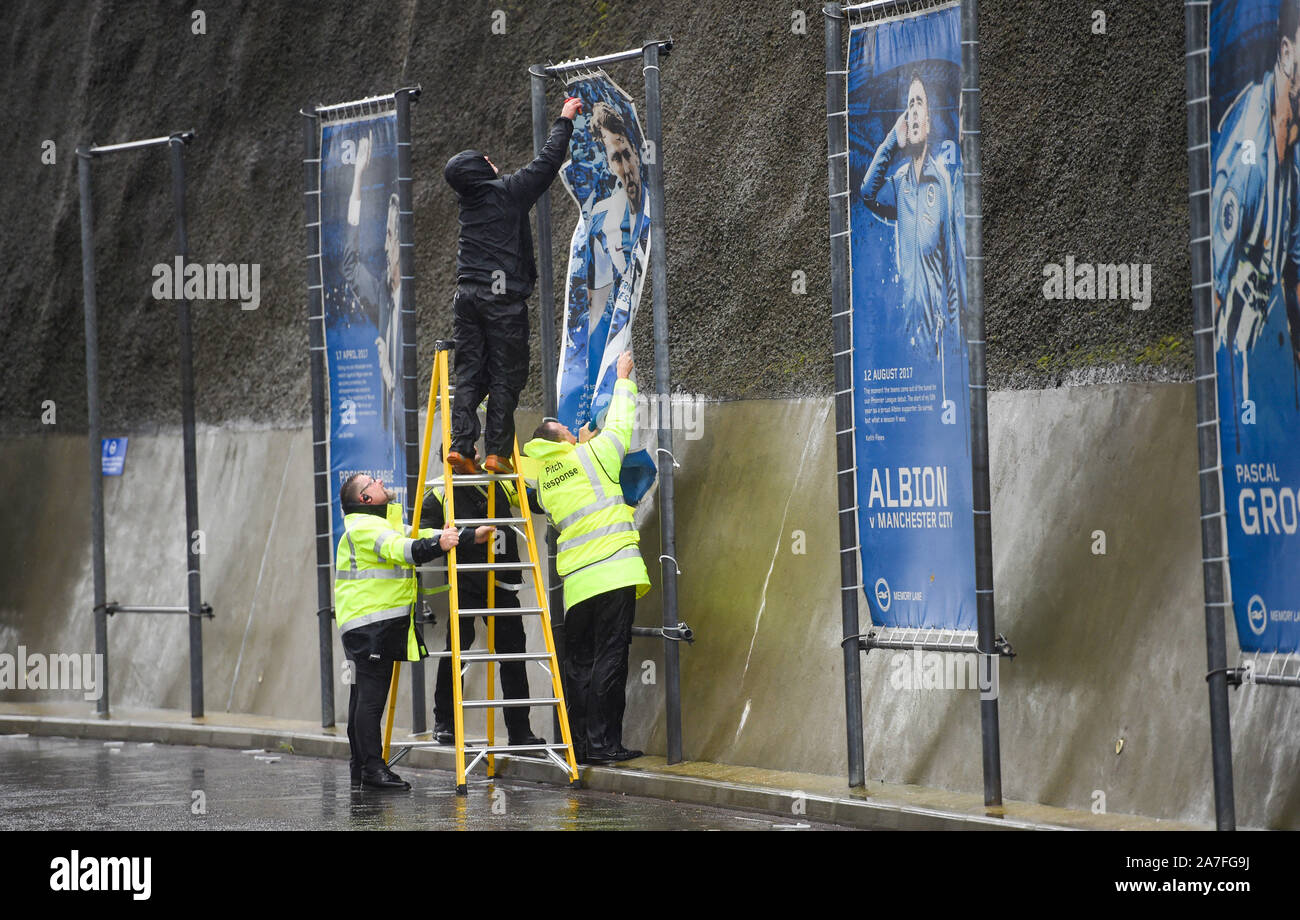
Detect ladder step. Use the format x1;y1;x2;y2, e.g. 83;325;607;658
390;739;473;750
458;606;544;617
423;475;519;487
462;697;560;709
460;651;553;662
425;649;551;661
456;561;535;571
455;517;527;526
465;744;568;754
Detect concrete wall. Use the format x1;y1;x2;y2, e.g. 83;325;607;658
0;416;554;736
3;386;1297;828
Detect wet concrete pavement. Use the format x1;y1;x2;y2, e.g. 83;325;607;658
0;735;842;831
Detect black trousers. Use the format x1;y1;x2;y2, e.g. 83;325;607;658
434;584;534;737
346;655;393;774
452;285;529;458
563;586;637;755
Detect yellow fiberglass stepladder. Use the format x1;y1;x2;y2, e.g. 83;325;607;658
382;339;579;794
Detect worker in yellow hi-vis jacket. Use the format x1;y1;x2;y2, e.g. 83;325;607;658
334;472;491;791
523;350;650;765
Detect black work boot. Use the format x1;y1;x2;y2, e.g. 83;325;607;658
361;767;411;791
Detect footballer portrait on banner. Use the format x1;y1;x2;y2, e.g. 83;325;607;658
1208;0;1300;653
847;2;976;630
557;72;652;434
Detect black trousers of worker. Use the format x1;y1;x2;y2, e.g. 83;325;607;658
563;586;637;755
347;655;393;774
451;284;529;459
434;583;534;737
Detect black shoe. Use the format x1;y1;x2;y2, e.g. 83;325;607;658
508;732;547;749
350;763;362;791
361;768;410;791
433;721;454;745
588;746;642;763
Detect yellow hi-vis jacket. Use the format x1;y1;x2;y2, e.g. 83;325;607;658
334;502;436;662
523;377;650;609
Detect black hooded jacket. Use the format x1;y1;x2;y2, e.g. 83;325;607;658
443;116;574;300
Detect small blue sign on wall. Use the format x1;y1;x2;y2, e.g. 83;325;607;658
101;438;127;476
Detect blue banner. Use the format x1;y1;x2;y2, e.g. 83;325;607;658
319;111;405;546
848;3;976;630
1209;0;1300;653
557;72;651;432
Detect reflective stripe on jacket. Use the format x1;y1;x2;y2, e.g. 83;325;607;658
523;378;650;609
334;503;433;662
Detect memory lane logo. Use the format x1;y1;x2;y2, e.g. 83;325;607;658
0;646;104;701
50;851;151;900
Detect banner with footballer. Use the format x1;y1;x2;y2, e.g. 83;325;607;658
848;2;976;630
557;71;651;434
557;71;657;502
318;110;406;547
1209;0;1300;653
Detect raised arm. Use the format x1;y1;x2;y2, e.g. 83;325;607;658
341;131;385;310
501;99;580;207
860;115;904;220
599;351;638;456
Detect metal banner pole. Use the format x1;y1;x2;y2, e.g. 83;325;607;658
303;109;336;729
76;146;110;718
168;134;204;719
642;42;684;764
396;86;427;735
1183;0;1235;830
823;3;866;788
531;65;566;745
960;0;1003;809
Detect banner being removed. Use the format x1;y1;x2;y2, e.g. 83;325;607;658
848;2;976;630
558;72;651;434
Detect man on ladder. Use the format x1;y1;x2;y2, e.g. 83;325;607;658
523;350;650;764
443;95;582;476
421;470;547;749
